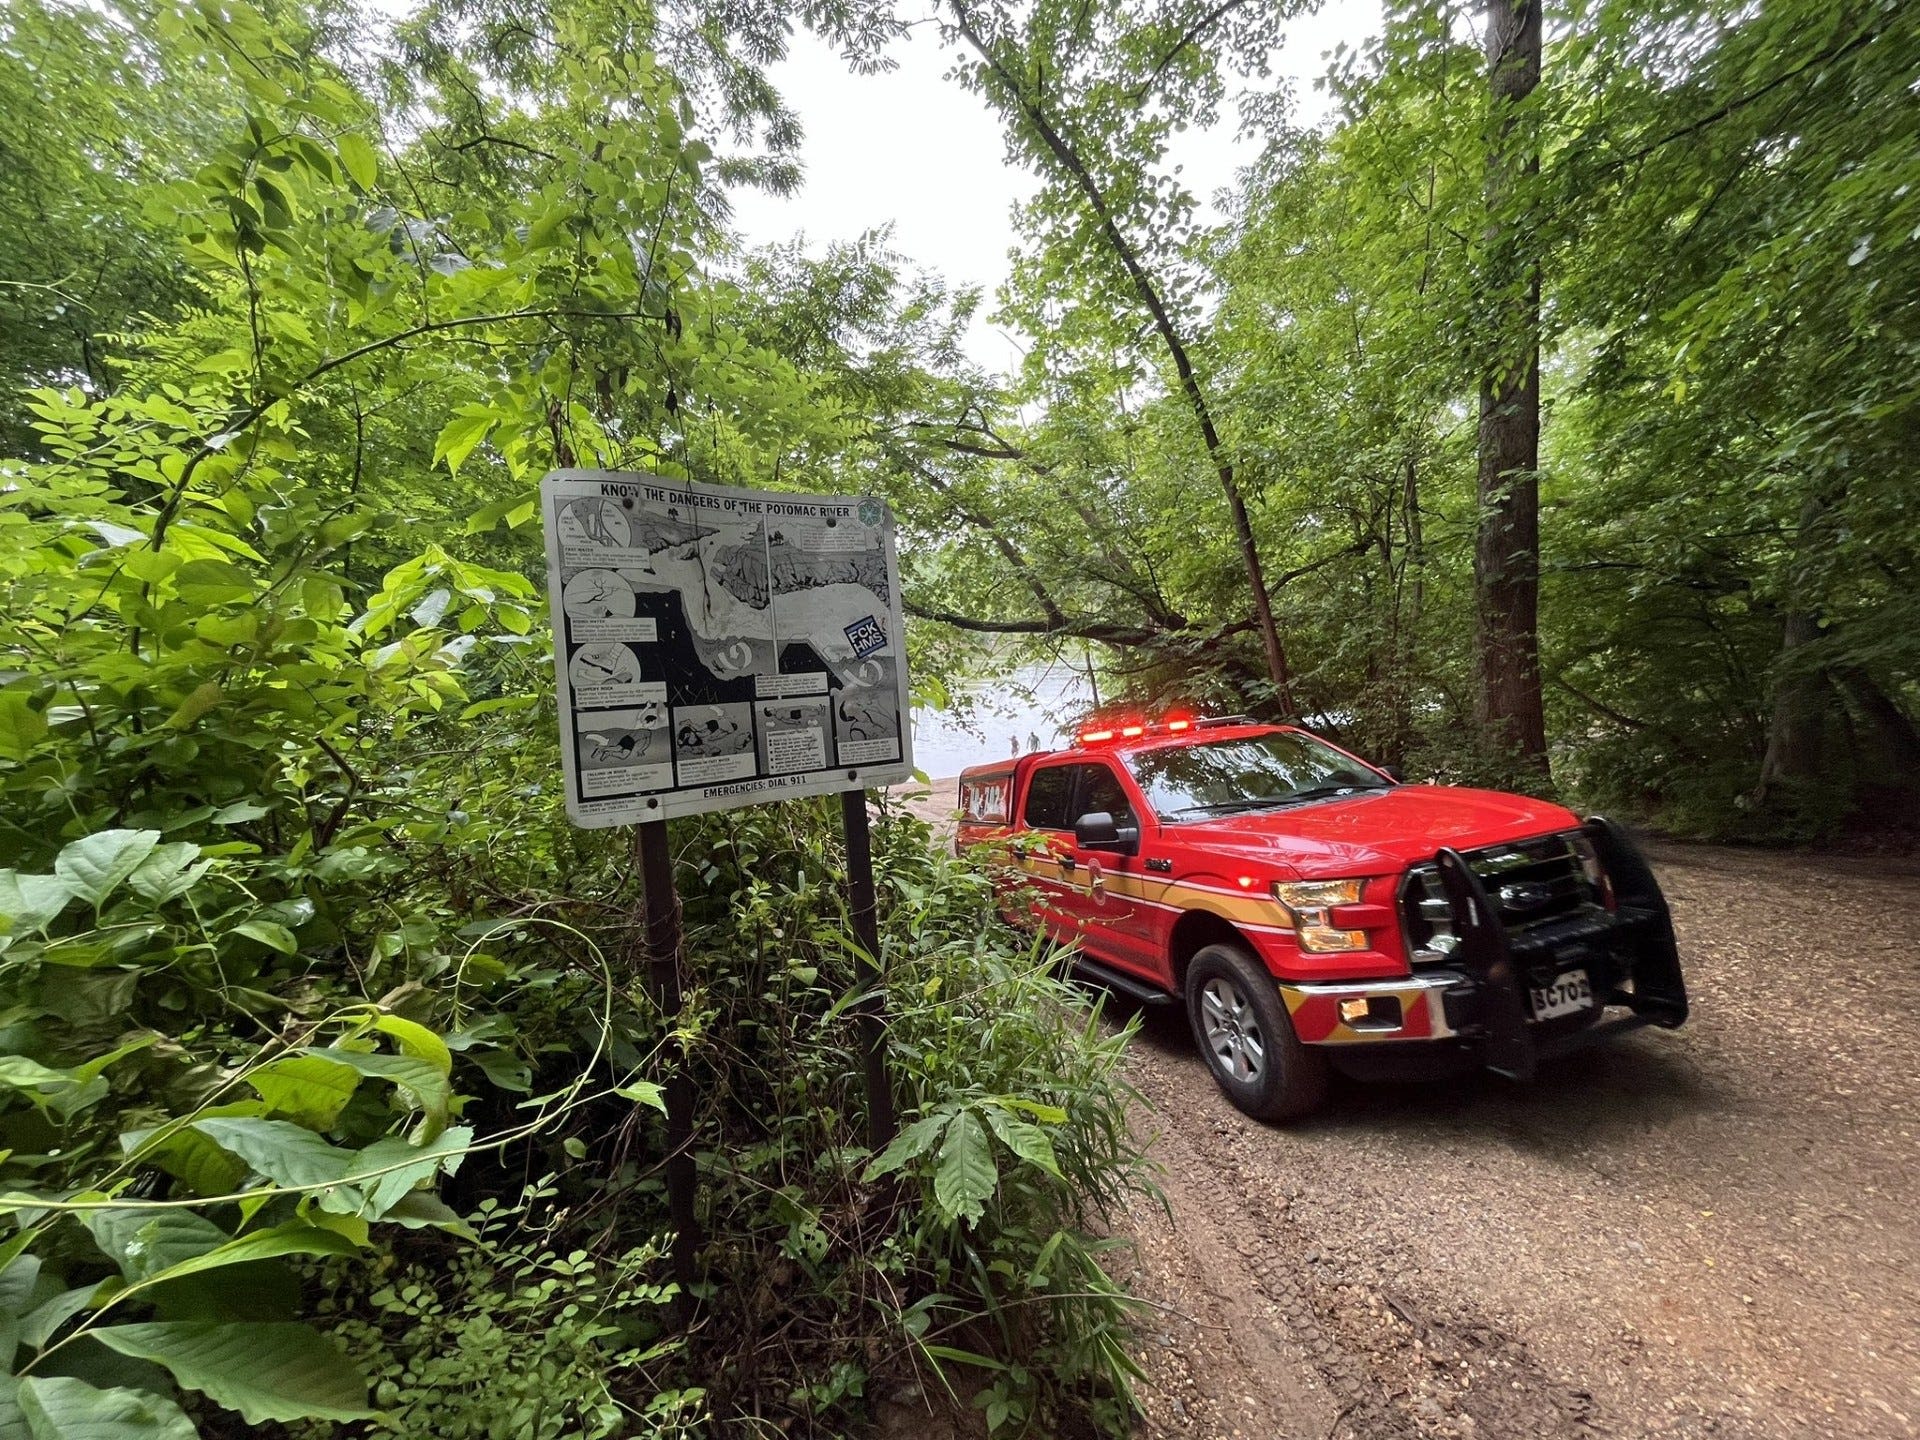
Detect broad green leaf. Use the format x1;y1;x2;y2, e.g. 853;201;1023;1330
614;1079;666;1113
80;1209;228;1283
0;1058;107;1120
90;1322;373;1425
981;1111;1061;1179
863;1112;946;1181
433;408;495;476
301;1048;450;1134
933;1111;996;1224
0;695;46;764
379;1191;472;1235
163;681;222;730
344;1125;471;1217
190;1117;352;1190
0;873;75;937
122;1104;261;1196
124;844;205;904
233;919;296;954
53;832;160;908
16;1376;197;1440
21;1286;99;1349
371;1014;452;1076
245;1055;359;1128
337;133;378;190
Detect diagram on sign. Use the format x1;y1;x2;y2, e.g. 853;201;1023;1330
542;472;913;825
575;707;672;798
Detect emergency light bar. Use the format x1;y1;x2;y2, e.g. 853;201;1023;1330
1074;714;1255;746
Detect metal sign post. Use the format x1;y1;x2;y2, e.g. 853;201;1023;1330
840;790;897;1149
636;820;700;1299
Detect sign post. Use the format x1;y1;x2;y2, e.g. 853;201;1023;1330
540;471;913;1286
635;819;699;1298
840;790;896;1149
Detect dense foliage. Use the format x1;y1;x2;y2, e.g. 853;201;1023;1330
0;0;1149;1434
897;0;1919;840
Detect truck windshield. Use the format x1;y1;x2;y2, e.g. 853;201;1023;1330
1127;731;1390;821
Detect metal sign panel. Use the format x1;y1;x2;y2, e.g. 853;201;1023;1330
541;470;913;826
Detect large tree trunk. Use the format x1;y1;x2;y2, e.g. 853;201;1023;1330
1752;607;1827;807
1475;0;1549;776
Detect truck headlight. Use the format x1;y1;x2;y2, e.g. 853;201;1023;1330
1274;878;1368;953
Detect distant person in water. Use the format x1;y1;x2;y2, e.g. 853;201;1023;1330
1028;730;1040;754
1010;735;1019;756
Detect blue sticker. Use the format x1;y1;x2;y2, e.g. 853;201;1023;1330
844;614;887;658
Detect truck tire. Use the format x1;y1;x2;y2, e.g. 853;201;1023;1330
1185;942;1328;1121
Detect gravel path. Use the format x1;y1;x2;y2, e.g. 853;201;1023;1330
1117;842;1920;1440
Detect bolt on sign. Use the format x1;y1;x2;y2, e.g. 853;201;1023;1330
540;470;914;825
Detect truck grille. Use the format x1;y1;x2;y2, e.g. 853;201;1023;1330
1400;831;1605;966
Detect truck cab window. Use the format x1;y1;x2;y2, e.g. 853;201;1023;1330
1079;764;1135;827
1023;765;1077;830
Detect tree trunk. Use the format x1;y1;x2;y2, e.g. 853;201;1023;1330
1475;0;1548;776
1833;667;1920;811
1752;491;1841;812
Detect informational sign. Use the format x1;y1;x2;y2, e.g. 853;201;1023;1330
541;470;914;826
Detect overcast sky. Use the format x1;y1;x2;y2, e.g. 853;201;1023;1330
729;3;1385;374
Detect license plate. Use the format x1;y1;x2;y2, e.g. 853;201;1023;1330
1530;968;1593;1021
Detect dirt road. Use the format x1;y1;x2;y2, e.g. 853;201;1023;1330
1116;843;1920;1440
890;781;1920;1438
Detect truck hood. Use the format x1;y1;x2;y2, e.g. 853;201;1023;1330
1173;785;1582;879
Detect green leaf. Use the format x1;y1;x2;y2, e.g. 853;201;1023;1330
433;407;496;477
863;1112;946;1181
337;133;378;191
53;832;160;908
21;1286;97;1350
614;1080;666;1113
164;681;223;730
232;920;296;954
343;1126;471;1218
982;1110;1061;1179
190;1117;352;1190
245;1055;360;1128
933;1111;996;1224
124;844;205;904
371;1014;452;1077
301;1048;450;1134
0;695;46;763
80;1209;229;1283
0;873;75;937
16;1376;197;1440
89;1322;374;1425
122;1102;260;1196
0;1057;107;1120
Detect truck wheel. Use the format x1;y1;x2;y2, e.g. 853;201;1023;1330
1185;943;1328;1121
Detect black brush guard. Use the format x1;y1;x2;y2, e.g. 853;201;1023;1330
1431;817;1689;1081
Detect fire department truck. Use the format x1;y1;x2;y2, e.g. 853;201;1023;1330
956;716;1688;1120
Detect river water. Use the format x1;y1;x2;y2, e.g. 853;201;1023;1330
909;660;1097;778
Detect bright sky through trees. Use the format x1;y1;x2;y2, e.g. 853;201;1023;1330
729;3;1384;374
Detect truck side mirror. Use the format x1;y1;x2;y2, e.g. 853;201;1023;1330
1074;811;1139;855
1381;765;1406;784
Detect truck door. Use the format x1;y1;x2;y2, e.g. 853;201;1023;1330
1016;760;1082;945
1071;761;1153;973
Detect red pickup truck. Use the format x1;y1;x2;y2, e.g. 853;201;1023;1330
956;716;1688;1120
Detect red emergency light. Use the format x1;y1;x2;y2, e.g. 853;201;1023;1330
1075;712;1219;746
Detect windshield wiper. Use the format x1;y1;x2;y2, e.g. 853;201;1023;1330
1171;798;1287;817
1279;782;1381;805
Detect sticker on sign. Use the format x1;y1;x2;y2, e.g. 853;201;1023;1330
541;470;914;825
